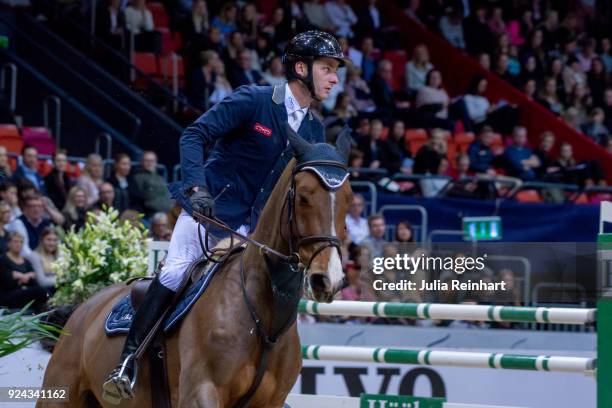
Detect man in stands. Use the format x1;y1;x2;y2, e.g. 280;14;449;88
345;194;368;245
503;126;540;180
6;194;51;256
12;146;45;194
103;30;347;402
468;126;497;176
96;182;116;210
361;214;387;258
130;151;173;219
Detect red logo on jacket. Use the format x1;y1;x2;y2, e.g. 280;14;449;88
253;123;272;137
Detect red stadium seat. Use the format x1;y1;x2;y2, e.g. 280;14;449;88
147;2;169;28
405;128;427;155
65;162;82;179
454;132;475;152
515;190;542;203
159;28;177;55
22;127;55;156
161;53;186;87
380;127;389;141
0;124;23;154
37;159;53;177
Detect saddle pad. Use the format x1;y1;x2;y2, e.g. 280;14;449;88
104;261;222;335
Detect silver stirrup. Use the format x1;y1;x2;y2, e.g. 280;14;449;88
102;354;138;405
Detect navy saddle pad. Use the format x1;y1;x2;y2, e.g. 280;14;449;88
104;261;221;335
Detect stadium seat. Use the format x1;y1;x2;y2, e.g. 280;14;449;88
147;2;169;28
133;52;162;87
454;132;475;152
159;28;177;55
380;127;389;141
405;128;427;155
161;53;186;87
515;189;542;203
490;132;504;155
37;159;53;177
22;127;55;156
0;124;23;154
65;162;82;179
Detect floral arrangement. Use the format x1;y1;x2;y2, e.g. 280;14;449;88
50;207;149;306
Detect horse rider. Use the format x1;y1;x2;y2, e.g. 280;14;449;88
102;30;348;402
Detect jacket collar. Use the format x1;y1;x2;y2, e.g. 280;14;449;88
272;82;313;120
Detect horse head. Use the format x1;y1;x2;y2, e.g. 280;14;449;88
286;124;353;303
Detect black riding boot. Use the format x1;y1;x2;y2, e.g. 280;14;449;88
102;276;175;404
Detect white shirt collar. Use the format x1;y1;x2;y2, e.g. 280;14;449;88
285;83;309;117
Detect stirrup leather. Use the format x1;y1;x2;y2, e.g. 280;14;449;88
102;354;138;404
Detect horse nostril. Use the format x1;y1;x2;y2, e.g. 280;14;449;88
309;274;331;294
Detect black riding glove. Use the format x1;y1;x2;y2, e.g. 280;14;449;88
189;187;215;217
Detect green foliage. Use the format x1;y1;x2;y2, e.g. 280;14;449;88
0;302;62;357
50;207;149;306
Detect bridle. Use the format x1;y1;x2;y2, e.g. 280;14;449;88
193;159;348;274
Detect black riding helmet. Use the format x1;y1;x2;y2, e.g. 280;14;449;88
283;30;348;100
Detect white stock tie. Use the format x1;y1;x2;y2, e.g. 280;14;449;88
290;110;304;132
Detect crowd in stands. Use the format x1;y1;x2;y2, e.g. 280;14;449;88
0;146;174;312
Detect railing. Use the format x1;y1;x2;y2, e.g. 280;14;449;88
43;95;61;147
0;62;17;111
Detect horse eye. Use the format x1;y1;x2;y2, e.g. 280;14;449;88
299;195;310;205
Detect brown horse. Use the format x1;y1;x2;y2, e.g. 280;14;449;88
38;131;353;407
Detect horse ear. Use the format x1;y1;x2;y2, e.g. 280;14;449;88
335;125;351;164
285;123;311;159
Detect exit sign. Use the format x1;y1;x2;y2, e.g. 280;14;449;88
462;216;502;241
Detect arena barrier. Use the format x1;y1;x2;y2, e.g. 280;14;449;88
298;300;596;325
300;345;595;374
285;394;525;408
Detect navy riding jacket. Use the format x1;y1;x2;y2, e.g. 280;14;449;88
168;84;325;230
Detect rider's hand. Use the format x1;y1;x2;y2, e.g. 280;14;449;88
189;186;215;217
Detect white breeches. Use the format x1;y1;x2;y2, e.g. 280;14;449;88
159;210;249;291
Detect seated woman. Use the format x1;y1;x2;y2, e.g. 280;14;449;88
33;227;59;291
415;69;454;131
62;186;89;232
0;232;47;312
461;75;519;134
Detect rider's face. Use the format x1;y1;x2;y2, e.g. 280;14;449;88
311;58;340;100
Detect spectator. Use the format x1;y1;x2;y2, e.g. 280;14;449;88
420;157;450;197
381;120;412;175
0;201;10;254
547;57;567;100
359;36;377;82
394;220;414;244
77;153;104;207
44;149;72;211
108;153;132;213
356;0;384;44
415;69;453;131
468;126;496;176
413;128;446;175
261;6;292;45
237;3;258;44
566;83;591;125
7;195;52;255
462;75;519;134
439;8;465;50
303;0;336;33
125;0;154;34
253;32;275;73
534;131;557;179
340;260;376;305
403;0;421;24
96;0;126;49
405;44;433;93
539;10;558;50
563;107;581;132
537;77;564;116
370;60;410;122
13;146;45;193
209;60;233;105
507;9;533;46
62;186;89;232
581;108;609;145
345;194;368;245
211;2;238;42
463;4;493;55
230;49;266;88
523;78;537;100
521;29;547;74
261;56;286;87
130;151;173;219
357;119;384;169
331;92;357;123
33;227;59;290
562;56;587;95
601;38;612;74
520;55;541;84
494;53;519;87
187;50;219;111
577;38;597;72
181;0;209;44
220;30;245;75
0;146;11;179
503;126;540;180
97;182;116;209
361;214;386;258
203;26;224;55
0;181;20;221
325;0;358;39
604;88;612;132
0;232;47;312
588;58;608;107
345;65;376;114
348;149;368;181
149;212;171;241
477;52;491;71
488;6;506;37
